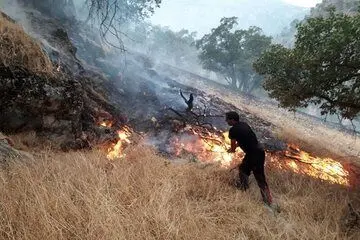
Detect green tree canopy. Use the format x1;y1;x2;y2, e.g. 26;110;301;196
254;9;360;119
196;17;272;93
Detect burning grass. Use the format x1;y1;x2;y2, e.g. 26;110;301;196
101;123;356;187
0;146;359;240
168;125;243;168
0;13;53;76
106;125;132;160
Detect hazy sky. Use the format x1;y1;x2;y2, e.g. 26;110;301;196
150;0;322;36
283;0;322;7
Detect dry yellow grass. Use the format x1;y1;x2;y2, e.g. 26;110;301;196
0;146;358;240
0;13;53;76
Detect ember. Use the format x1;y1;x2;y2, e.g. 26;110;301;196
99;120;113;128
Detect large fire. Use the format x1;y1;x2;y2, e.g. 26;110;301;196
98;121;352;186
169;126;351;186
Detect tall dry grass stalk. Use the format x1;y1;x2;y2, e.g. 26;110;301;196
0;13;53;76
0;146;358;239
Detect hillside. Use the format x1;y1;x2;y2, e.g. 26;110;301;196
275;0;360;46
0;2;359;240
310;0;360;16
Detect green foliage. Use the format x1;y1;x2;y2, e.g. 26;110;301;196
276;1;360;54
254;9;360;119
196;17;272;93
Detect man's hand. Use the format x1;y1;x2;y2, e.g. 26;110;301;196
227;139;237;153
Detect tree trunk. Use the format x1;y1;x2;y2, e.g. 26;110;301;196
230;65;238;88
248;75;263;93
231;77;237;88
237;71;247;92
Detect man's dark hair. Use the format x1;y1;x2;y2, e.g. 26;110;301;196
226;111;240;121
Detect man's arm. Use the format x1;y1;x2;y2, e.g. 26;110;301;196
227;139;237;153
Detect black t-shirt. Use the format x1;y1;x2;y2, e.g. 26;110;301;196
229;122;260;154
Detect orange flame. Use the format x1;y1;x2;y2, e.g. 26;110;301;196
99;121;113;128
170;127;350;186
169;126;242;167
106;126;132;160
273;144;350;186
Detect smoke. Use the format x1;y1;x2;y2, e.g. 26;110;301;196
0;0;27;25
150;0;309;37
72;0;90;21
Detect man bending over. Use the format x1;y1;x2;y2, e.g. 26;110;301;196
225;111;273;206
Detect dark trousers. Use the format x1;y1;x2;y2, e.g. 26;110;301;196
237;150;272;205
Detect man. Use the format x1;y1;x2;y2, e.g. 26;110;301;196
225;111;273;206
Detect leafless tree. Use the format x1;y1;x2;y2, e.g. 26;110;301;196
85;0;161;50
19;0;161;50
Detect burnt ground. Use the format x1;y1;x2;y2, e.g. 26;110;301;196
108;52;286;154
0;8;285;157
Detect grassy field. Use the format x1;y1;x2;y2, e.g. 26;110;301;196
0;146;359;240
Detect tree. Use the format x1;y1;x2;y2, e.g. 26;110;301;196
196;17;272;93
85;0;161;47
254;9;360;120
146;26;197;65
